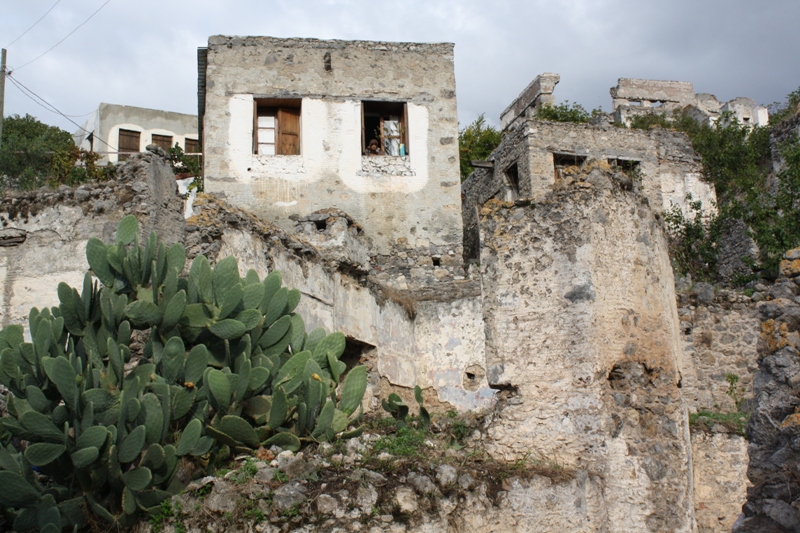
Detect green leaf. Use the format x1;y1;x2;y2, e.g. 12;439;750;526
263;432;300;452
161;290;187;332
77;425;109;450
122;486;137;515
285;288;301;314
242;282;265;310
209;319;246;340
181;303;212;328
122;466;153;491
116;215;139;247
176;418;202;456
218;283;243;320
339;366;367;416
0;471;40;507
86;238;114;286
235;309;263;331
313;332;346;362
118;425;146;463
82;389;117;412
20;410;64;443
219;415;260;448
166;243;186;275
259;315;291;349
124;300;162;327
71;446;100;468
24;443;66;466
264;287;288;327
184;345;208;385
268;387;287;430
208;369;231;413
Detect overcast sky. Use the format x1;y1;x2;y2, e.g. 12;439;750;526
2;0;800;135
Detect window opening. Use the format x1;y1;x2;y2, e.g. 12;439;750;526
608;158;640;173
432;257;441;267
341;337;375;374
118;129;141;161
505;162;520;199
362;101;408;156
151;134;173;152
254;98;301;155
552;153;586;182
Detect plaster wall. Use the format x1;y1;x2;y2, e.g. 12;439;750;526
75;103;198;163
202;36;462;256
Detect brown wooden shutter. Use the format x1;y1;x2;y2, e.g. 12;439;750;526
185;138;199;153
277;108;301;155
403;103;409;154
152;134;173;152
253;100;259;154
118;129;141;160
361;103;366;155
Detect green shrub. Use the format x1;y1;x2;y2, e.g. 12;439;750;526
537;101;601;124
458;114;502;181
0;216;367;531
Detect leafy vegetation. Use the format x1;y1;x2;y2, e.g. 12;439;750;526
458;114;502;180
167;143;202;192
645;93;800;281
0;114;116;193
0;216;367;531
537;101;602;124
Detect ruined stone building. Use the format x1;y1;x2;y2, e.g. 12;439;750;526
73;102;199;163
0;36;785;532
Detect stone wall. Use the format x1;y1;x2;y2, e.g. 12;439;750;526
477;167;694;532
692;432;750;533
201;36;462;258
0;150;184;329
735;248;800;533
679;292;761;413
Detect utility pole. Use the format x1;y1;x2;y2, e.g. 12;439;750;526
0;49;6;149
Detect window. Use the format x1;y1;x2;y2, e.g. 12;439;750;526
254;99;301;155
185;138;199;153
504;162;520;200
151;134;173;152
608;158;640;173
362;101;408;156
552;153;586;181
118;129;141;161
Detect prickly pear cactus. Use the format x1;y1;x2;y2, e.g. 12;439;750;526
0;216;367;531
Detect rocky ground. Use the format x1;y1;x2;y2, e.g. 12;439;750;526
129;412;574;533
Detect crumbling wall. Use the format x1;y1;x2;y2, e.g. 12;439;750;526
735;248;800;533
0;150;184;329
185;194;493;412
478;167;694;532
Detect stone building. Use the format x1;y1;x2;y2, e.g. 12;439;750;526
611;78;769;128
462;73;717;263
73;102;199;163
198;36;463;262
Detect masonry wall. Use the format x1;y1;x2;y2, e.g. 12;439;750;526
202;36;462;258
478;171;694;532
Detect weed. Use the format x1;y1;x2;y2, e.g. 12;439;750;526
274;470;289;483
373;426;427;457
283;505;300;518
193;483;213;497
690;410;749;436
150;499;175;533
232;459;259;485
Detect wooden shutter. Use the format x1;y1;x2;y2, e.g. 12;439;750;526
185;138;199;153
118;129;140;161
403;103;409;155
277;108;301;155
152;134;173;152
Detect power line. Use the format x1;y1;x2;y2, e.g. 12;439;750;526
4;0;63;49
13;0;113;72
5;72;114;150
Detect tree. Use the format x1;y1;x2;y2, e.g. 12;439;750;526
458;114;503;181
0;114;75;190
